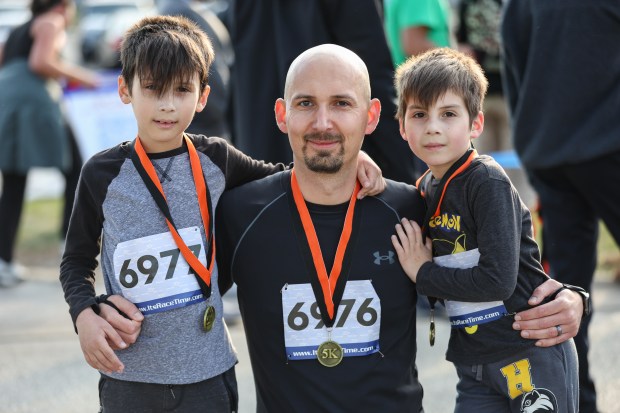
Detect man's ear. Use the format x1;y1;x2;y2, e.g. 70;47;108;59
274;98;288;133
196;85;211;113
470;111;484;140
364;98;381;135
118;76;131;104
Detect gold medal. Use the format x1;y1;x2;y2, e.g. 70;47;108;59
317;340;343;367
203;305;216;332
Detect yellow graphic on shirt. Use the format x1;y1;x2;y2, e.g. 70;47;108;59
428;213;461;232
433;233;467;254
500;358;534;399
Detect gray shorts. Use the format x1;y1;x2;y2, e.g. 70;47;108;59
453;339;578;413
98;366;238;413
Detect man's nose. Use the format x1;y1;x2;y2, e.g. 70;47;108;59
313;105;332;131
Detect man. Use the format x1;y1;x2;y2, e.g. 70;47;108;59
502;2;620;411
215;44;585;411
97;43;586;412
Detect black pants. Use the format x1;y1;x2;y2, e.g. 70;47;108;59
527;149;620;413
99;367;238;413
0;127;82;262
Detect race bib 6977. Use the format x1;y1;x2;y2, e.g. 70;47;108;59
112;227;206;315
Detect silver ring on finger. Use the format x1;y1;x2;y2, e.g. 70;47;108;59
555;325;563;337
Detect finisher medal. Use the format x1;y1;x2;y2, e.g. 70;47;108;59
317;340;343;367
203;305;216;332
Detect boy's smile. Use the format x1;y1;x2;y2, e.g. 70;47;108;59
399;90;483;179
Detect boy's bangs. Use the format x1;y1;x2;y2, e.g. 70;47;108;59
135;33;201;96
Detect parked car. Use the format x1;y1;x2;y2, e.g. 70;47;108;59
77;0;153;65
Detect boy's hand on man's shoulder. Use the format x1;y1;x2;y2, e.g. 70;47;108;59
356;151;386;199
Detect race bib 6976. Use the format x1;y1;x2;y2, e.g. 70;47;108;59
281;280;381;361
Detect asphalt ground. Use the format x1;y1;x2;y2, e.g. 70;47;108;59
1;259;619;413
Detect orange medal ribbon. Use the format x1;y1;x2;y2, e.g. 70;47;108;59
133;135;216;292
290;169;360;321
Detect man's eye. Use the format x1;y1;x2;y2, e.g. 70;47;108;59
335;100;350;107
298;100;312;107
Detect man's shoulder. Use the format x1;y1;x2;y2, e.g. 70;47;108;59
373;179;424;209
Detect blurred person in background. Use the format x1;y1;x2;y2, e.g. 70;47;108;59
456;0;509;156
0;0;99;288
157;0;232;140
384;0;453;66
502;1;620;411
228;0;419;182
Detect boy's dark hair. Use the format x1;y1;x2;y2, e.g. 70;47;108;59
31;0;70;16
394;48;488;123
120;15;214;97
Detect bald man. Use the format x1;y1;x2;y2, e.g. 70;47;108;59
215;44;584;412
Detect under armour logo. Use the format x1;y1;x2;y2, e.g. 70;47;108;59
373;251;395;265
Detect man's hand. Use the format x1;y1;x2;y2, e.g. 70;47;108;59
99;295;144;349
356;151;386;198
513;278;584;347
75;307;127;374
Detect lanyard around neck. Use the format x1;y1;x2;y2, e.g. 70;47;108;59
290;169;360;323
419;149;478;231
131;135;216;296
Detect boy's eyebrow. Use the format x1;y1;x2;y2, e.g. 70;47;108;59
407;103;461;110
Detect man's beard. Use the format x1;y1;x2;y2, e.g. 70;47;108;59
302;132;344;173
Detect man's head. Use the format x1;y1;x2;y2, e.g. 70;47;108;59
275;44;380;174
120;15;214;98
394;47;488;123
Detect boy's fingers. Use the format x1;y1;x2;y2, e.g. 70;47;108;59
107;295;144;322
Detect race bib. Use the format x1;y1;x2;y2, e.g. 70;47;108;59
434;249;507;328
281;280;381;361
113;227;206;315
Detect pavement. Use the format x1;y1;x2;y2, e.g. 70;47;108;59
1;169;619;412
1;257;619;412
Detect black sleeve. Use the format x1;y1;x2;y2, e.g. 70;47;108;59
192;135;288;189
216;190;235;295
59;148;125;329
416;178;522;302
